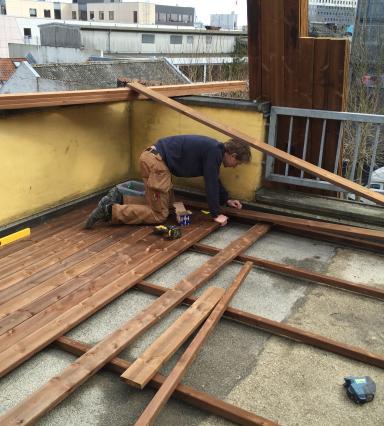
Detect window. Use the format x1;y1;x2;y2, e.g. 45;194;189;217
158;12;166;22
187;35;193;44
170;35;182;44
23;28;32;38
370;183;381;190
54;9;61;19
142;34;155;44
133;11;138;23
90;11;94;20
29;8;37;17
206;35;213;44
72;11;77;19
109;11;114;20
99;11;104;20
44;9;51;18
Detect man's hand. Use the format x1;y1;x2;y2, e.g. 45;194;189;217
227;199;242;209
214;214;228;227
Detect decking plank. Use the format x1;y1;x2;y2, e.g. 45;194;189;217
0;224;267;423
121;287;225;389
134;262;253;425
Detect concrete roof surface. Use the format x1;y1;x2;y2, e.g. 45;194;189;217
0;222;383;425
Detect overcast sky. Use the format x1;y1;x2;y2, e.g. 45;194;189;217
157;0;248;26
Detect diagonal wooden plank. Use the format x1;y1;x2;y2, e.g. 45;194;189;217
0;227;179;350
192;243;384;301
0;205;92;258
121;287;225;389
0;224;268;424
55;336;277;426
182;199;384;241
0;228;153;334
0;219;220;377
127;82;384;206
134;261;254;426
135;281;384;369
0;225;131;297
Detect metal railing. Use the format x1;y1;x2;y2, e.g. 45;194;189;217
265;106;384;192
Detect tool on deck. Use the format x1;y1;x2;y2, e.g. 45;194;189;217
153;224;182;240
344;376;376;404
173;202;192;226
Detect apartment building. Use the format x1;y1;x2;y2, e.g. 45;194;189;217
3;0;78;20
309;0;357;27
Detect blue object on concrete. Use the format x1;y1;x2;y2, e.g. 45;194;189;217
117;180;145;197
344;376;376;404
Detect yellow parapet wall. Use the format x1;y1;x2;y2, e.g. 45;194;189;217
0;102;131;226
129;100;265;202
0;98;266;227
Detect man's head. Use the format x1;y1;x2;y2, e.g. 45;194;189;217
222;138;251;168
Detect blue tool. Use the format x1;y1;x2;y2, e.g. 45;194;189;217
344;376;376;404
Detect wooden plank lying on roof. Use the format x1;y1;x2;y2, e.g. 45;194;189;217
276;225;384;253
192;243;384;301
0;228;153;341
127;82;384;206
0;81;247;110
0;220;219;376
0;225;269;423
134;281;384;369
182;199;384;241
55;336;277;426
134;261;254;426
122;286;226;389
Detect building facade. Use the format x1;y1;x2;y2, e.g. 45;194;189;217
210;12;238;30
155;5;194;27
309;0;357;29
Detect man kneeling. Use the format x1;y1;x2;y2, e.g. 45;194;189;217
85;134;251;229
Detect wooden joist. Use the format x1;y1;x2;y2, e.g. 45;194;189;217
134;281;384;369
127;82;384;206
0;220;219;377
0;225;269;424
55;336;277;426
275;225;384;254
134;261;254;426
121;287;225;389
192;243;384;301
0;81;247;110
182;199;384;241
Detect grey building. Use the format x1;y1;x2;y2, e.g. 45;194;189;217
309;0;357;31
0;58;189;94
210;12;238;30
155;5;194;26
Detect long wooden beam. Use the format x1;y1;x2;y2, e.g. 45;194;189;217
0;225;270;424
121;287;225;389
134;281;384;369
192;243;384;301
182;199;384;241
275;225;384;254
134;261;254;426
127;82;384;206
54;336;277;426
0;81;247;110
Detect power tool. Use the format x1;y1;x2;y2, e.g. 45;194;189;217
344;376;376;404
153;224;182;240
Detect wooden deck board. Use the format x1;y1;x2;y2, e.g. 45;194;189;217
0;210;220;377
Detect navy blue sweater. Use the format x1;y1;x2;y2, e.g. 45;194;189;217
155;135;229;217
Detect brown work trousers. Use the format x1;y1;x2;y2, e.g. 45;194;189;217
112;149;172;225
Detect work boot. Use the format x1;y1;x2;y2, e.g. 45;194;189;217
84;200;112;229
105;186;123;205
